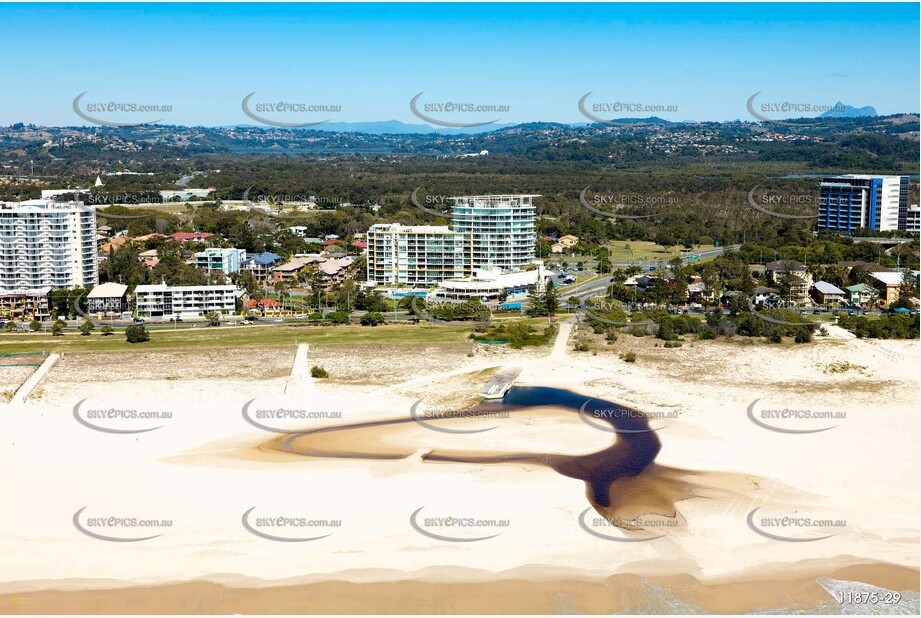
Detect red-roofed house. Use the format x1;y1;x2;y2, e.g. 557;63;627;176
246;297;281;315
170;232;215;243
351;240;367;249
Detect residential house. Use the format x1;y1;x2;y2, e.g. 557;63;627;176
687;282;715;305
765;260;811;302
241;252;281;282
169;231;215;244
86;282;129;316
845;283;877;306
558;234;579;248
811;281;846;306
869;272;905;307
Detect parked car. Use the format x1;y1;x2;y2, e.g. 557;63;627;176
168;316;183;322
132;317;145;324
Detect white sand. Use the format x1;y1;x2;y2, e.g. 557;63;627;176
0;329;917;592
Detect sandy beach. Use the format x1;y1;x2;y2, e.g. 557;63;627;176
1;323;918;613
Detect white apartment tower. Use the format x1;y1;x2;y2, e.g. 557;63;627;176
0;200;99;293
366;223;471;286
450;194;538;270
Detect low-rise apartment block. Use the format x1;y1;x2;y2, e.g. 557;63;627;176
134;284;239;318
0;287;52;320
194;247;246;274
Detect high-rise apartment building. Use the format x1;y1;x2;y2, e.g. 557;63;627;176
450;194;538;270
0;199;98;293
366;223;472;286
818;175;909;233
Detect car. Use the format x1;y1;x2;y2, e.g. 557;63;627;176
132;317;145;324
813;309;822;314
168;316;183;322
207;320;221;327
241;319;253;325
273;318;284;323
226;321;238;325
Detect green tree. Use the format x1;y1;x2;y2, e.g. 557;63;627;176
125;324;150;343
360;311;385;326
29;320;41;332
79;319;95;336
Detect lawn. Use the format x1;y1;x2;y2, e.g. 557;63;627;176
0;323;474;355
602;240;718;263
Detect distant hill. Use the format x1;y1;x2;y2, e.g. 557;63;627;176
299;120;519;135
820;102;877;118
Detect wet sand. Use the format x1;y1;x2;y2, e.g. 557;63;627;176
2;561;917;614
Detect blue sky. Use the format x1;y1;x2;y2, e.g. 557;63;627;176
1;2;918;126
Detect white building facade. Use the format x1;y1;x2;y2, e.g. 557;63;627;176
134;284;238;317
451;194;538;270
366;223;471;286
0;199;98;293
194;247;246;274
818;175;909;233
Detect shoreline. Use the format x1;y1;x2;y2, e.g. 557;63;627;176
2;560;918;614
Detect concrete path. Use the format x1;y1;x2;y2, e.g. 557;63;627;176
550;318;575;360
284;344;313;395
10;353;59;405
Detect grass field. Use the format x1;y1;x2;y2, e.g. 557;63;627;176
0;323;474;355
602;240;718;263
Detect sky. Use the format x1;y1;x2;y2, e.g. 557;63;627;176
0;2;918;127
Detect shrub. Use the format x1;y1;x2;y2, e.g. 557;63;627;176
79;319;95;336
620;351;637;363
4;321;15;333
359;312;385;326
51;321;64;336
326;311;349;325
310;365;329;378
125;324;150;343
29;320;41;332
573;337;592;352
663;340;682;348
768;331;783;344
793;328;813;344
100;325;114;336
